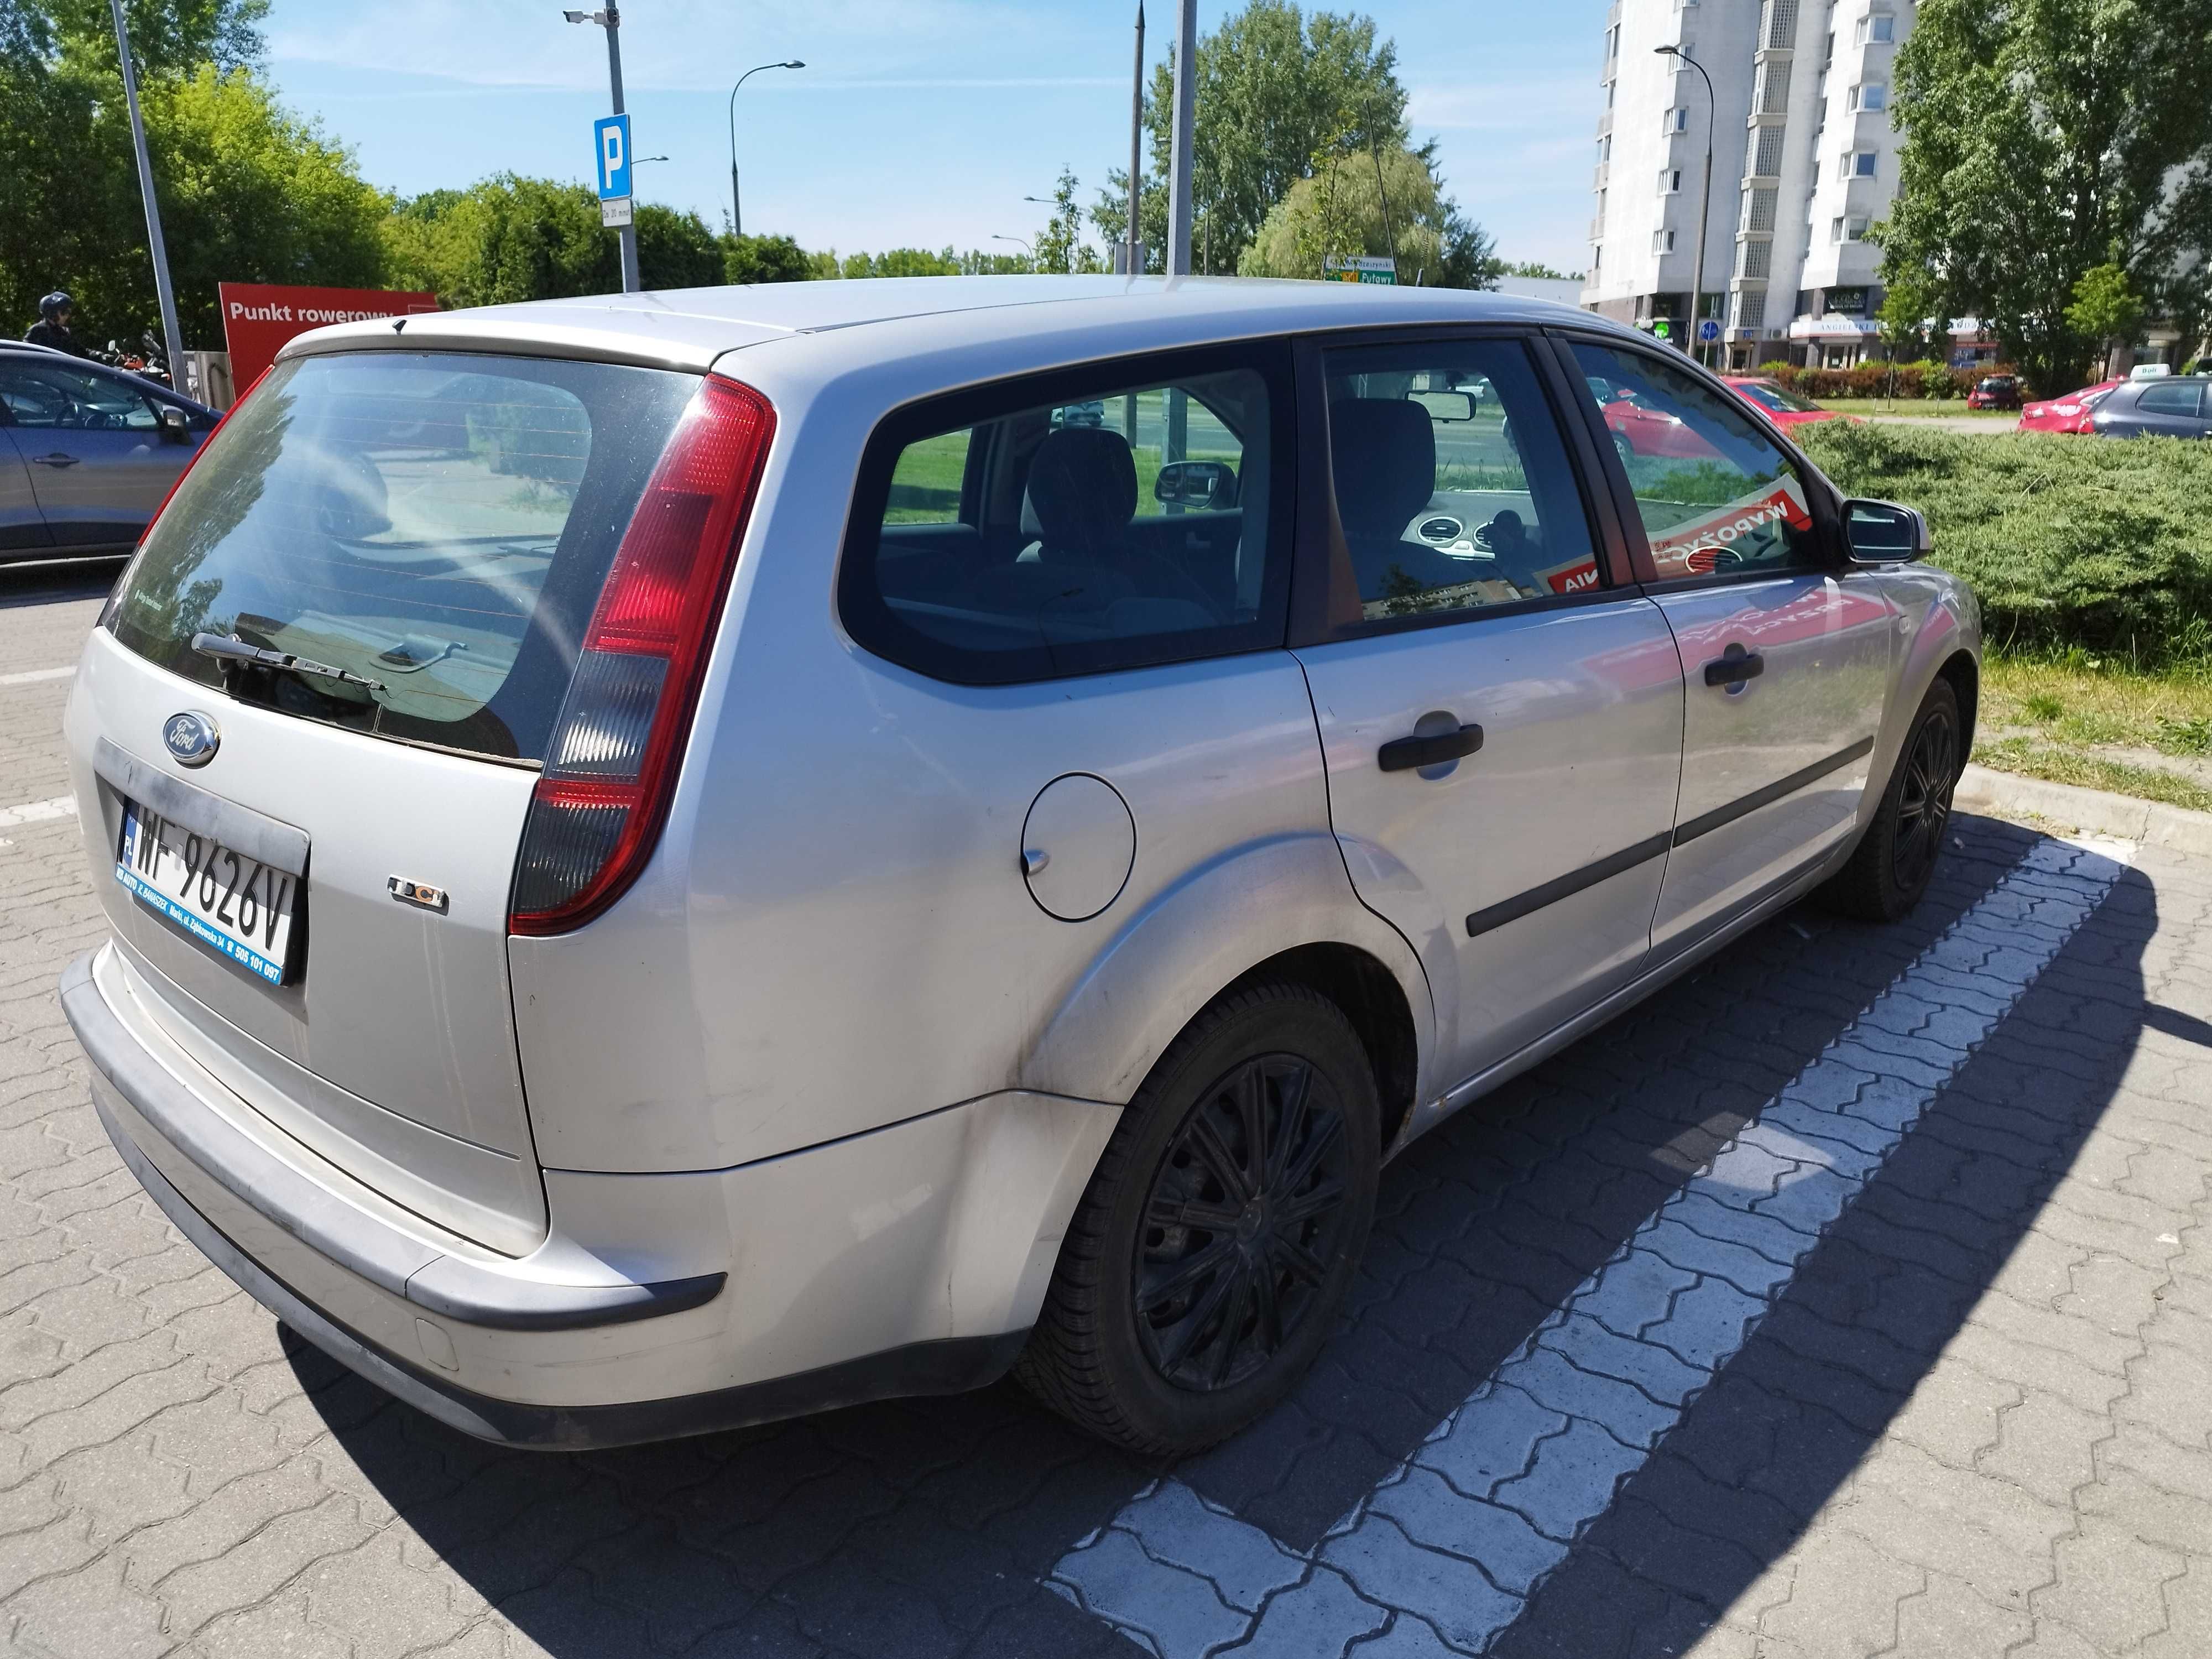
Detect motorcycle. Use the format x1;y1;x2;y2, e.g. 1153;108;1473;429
95;332;173;389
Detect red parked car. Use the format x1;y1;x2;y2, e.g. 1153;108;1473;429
1723;377;1849;431
1966;374;2024;410
2018;379;2124;435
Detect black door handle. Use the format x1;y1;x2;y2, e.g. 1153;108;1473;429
30;453;79;467
1378;723;1484;773
1703;649;1765;688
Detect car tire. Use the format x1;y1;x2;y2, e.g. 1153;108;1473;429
1613;431;1636;468
1817;677;1963;924
1014;982;1380;1454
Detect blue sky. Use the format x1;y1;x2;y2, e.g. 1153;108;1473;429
263;2;1602;273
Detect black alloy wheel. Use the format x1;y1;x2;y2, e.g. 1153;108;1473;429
1891;698;1958;894
1015;981;1380;1454
1134;1053;1352;1392
1818;675;1964;924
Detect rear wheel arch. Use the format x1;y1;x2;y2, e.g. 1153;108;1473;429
1217;942;1419;1158
1937;649;1979;755
1018;834;1437;1117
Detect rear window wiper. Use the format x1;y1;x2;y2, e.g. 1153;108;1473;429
191;632;389;697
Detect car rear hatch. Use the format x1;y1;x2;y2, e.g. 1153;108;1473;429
77;347;750;1254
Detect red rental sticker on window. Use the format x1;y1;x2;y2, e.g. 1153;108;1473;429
1646;478;1812;577
1537;557;1603;594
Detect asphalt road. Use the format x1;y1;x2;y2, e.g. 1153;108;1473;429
2;556;2209;1659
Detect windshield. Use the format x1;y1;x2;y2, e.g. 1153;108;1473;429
1734;380;1824;414
108;351;697;763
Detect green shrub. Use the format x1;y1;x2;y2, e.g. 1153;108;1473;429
1744;359;2010;400
1798;421;2212;667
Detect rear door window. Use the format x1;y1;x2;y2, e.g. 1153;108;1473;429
108;351;697;762
840;345;1295;684
2137;380;2205;418
1319;338;1604;624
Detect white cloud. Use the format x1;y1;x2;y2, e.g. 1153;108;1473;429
1407;79;1598;133
268;0;1063;92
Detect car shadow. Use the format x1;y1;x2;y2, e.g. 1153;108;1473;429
0;553;126;611
290;814;2152;1657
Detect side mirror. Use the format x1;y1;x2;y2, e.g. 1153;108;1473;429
1843;498;1932;562
158;405;191;444
1154;459;1238;509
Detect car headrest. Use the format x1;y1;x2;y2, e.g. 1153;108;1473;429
1026;427;1138;557
1328;399;1437;536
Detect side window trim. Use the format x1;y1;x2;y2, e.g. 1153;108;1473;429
837;337;1299;688
1546;330;1845;588
1286;327;1634;649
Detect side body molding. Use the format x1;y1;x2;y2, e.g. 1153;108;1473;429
1018;832;1439;1109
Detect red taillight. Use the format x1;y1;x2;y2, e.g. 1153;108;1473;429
508;374;776;935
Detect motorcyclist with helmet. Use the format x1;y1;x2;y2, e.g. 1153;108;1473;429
24;292;94;359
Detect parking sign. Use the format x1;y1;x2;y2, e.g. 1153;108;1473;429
593;113;632;202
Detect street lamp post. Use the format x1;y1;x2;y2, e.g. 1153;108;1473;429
1656;43;1717;367
565;7;640;294
991;235;1034;262
728;60;805;237
108;0;185;389
1166;0;1197;275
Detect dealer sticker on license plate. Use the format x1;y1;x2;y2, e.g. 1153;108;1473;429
114;799;298;985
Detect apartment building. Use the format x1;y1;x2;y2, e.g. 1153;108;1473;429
1580;0;1928;370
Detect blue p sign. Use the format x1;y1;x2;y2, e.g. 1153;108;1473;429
593;113;632;201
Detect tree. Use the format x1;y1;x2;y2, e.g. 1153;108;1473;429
724;232;812;285
1031;167;1104;275
2064;261;2146;371
1498;260;1582;281
634;203;722;291
1879;0;2212;394
1239;141;1499;288
382;176;617;309
0;3;387;348
1089;1;1412;275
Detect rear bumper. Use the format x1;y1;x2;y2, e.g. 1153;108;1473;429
89;1091;1020;1448
63;943;1118;1446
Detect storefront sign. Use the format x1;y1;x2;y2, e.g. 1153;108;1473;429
218;283;440;387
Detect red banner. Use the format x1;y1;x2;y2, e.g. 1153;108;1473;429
1647;479;1814;577
218;283;440;388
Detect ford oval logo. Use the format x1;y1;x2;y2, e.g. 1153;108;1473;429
163;711;220;768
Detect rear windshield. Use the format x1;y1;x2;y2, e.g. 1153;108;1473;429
109;351;697;763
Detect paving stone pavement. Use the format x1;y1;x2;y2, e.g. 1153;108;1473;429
2;561;2209;1658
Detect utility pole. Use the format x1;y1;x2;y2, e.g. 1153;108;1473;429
1166;0;1196;276
567;7;641;293
109;0;185;389
1123;2;1145;276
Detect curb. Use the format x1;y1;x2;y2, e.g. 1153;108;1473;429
1955;763;2212;860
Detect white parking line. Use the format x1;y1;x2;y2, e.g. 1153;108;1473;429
0;666;74;687
0;796;77;828
1048;837;2133;1657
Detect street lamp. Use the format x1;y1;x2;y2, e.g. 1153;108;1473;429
992;235;1034;258
1656;43;1717;367
728;60;805;237
566;6;639;294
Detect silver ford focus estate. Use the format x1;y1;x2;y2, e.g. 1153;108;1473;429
60;278;1975;1454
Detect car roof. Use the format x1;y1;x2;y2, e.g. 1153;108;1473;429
277;275;1642;375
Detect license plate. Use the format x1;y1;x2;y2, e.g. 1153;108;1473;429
114;799;299;985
